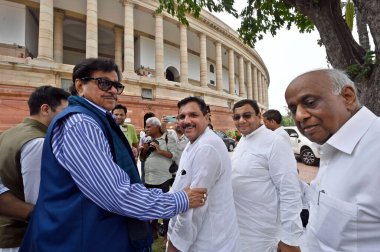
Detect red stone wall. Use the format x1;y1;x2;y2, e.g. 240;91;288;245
0;85;236;134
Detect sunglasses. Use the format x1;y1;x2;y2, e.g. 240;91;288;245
80;77;125;95
232;112;254;121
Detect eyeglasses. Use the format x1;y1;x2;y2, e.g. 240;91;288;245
80;77;125;95
232;112;254;121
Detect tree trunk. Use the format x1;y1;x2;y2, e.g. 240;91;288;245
359;63;380;115
286;0;380;115
355;7;370;51
290;0;365;69
354;0;380;56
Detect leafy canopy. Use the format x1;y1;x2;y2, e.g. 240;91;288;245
156;0;314;47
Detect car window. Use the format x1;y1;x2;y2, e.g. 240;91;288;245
215;131;223;138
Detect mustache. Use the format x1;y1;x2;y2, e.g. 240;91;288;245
101;94;117;100
182;123;194;129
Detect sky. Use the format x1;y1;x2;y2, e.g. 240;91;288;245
213;7;329;114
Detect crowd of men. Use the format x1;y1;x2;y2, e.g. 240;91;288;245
0;57;379;252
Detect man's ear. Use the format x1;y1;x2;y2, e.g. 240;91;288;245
205;113;210;121
75;79;84;96
40;104;50;116
257;112;262;120
341;86;358;111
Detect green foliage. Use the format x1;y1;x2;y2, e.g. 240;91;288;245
344;0;355;31
238;1;314;47
156;0;237;26
226;129;241;141
346;51;375;81
156;0;314;47
281;106;295;126
282;116;295;126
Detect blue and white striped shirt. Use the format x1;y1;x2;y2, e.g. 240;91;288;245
50;101;189;220
0;181;9;195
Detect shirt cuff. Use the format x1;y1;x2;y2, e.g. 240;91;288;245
172;190;189;214
280;230;302;247
169;232;193;252
0;185;9;195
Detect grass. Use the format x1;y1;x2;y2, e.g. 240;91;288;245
152;236;167;252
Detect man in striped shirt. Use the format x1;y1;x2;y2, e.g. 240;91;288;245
20;58;207;252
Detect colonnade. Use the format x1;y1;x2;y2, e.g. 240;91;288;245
36;0;269;106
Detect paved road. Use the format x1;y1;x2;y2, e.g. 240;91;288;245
297;161;319;183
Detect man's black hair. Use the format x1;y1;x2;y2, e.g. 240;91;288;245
28;85;70;116
112;104;127;114
143;112;155;128
177;96;208;115
232;99;260;115
262;109;282;124
70;58;121;95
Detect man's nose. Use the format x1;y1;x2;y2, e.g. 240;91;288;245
109;85;118;94
295;105;310;122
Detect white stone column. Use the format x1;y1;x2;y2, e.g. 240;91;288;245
215;41;223;91
123;2;134;74
228;49;235;95
155;14;164;80
38;0;54;60
246;63;252;99
262;75;266;106
238;55;245;97
253;66;259;101
258;72;263;104
266;80;269;108
199;33;207;87
86;0;98;58
53;10;64;63
264;76;268;107
180;24;188;83
114;26;123;70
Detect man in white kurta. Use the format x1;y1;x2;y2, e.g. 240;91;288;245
231;100;303;252
263;109;291;143
285;69;380;251
167;97;240;252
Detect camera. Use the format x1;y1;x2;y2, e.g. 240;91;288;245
145;138;159;156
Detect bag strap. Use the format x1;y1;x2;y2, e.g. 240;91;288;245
164;132;177;164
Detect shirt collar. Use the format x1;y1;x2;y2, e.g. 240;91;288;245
242;124;264;139
324;106;376;154
84;98;116;119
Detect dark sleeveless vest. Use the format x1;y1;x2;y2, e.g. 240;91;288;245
0;118;47;248
20;97;151;252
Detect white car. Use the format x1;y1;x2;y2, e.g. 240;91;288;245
283;126;320;166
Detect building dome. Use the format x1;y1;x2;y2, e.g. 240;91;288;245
0;0;269;132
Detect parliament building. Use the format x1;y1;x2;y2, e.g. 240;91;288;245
0;0;269;132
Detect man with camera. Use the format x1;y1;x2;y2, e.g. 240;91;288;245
139;117;177;245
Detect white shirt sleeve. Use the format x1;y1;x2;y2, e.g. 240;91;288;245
0;179;9;194
21;137;45;204
170;145;222;251
268;136;303;246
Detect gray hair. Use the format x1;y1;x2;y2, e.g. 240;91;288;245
324;69;356;95
146;117;161;127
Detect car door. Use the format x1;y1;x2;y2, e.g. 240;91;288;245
285;129;300;155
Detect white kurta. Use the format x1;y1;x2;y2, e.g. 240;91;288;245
274;126;291;144
168;128;240;252
232;125;303;252
307;107;380;251
20;138;44;204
